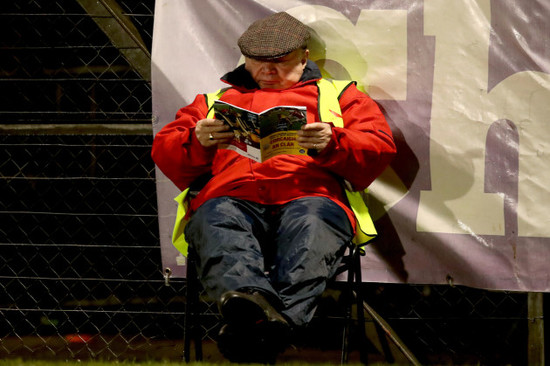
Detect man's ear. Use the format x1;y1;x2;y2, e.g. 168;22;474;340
301;49;309;66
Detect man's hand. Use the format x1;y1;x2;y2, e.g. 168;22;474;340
195;119;234;147
297;122;332;152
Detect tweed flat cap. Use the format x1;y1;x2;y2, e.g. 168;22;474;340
238;12;310;59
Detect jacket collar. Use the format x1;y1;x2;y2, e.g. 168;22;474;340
220;60;322;90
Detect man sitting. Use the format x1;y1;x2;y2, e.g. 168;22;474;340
152;11;396;363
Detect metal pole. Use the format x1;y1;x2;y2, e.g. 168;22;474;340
528;292;544;366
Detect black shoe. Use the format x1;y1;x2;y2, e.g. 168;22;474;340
218;290;292;362
219;290;290;330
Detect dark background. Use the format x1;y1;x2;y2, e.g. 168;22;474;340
0;1;546;364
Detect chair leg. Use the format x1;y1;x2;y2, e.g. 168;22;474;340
342;245;370;364
340;246;419;366
183;253;203;362
341;252;355;364
352;248;369;365
341;246;371;365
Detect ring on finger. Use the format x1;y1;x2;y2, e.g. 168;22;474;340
313;143;317;149
209;133;214;140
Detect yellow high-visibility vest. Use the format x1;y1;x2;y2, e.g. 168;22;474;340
172;79;377;256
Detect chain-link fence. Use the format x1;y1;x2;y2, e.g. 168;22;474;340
0;0;188;361
0;1;545;364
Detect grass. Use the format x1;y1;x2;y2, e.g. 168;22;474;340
0;360;375;366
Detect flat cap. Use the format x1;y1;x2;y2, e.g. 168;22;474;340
238;12;310;59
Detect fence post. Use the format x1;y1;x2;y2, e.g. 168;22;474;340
527;292;544;365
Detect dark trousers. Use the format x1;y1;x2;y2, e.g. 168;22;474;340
184;196;353;326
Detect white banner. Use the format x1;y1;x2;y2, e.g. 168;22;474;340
152;0;550;292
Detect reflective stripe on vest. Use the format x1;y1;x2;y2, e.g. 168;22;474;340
314;79;377;246
172;79;377;256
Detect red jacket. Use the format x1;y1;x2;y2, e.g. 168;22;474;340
152;61;396;231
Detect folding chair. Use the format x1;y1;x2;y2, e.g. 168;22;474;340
178;175;418;364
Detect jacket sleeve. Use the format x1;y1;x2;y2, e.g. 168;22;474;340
313;84;397;190
151;94;216;190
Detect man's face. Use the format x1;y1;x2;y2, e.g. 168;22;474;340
245;48;309;89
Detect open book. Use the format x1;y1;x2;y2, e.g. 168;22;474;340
213;100;308;162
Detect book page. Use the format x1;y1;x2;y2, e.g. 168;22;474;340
213;101;262;161
258;106;307;161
